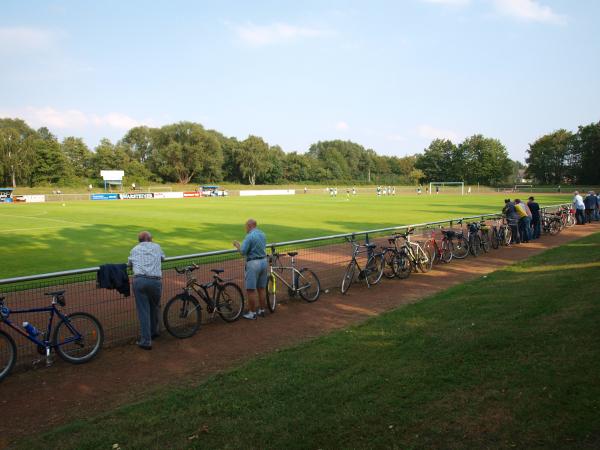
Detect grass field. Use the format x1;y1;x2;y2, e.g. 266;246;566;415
0;193;570;278
17;232;600;449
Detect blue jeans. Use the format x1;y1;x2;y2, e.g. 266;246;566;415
531;220;541;239
576;209;586;225
519;217;531;242
133;276;162;346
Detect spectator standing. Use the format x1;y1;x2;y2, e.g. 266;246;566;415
573;191;586;225
527;197;541;239
503;199;520;244
583;192;596;224
595;192;600;221
233;219;268;320
128;231;165;350
515;199;531;243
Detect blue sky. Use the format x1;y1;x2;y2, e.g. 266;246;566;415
1;0;598;162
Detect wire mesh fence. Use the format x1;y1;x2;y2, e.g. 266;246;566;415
0;204;569;373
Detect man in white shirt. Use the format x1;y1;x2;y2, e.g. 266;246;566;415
573;191;586;225
128;231;165;349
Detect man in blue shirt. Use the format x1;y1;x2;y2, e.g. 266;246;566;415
233;219;268;320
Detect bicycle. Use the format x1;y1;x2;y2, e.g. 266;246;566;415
382;235;412;279
463;221;482;256
422;228;447;270
340;237;384;294
163;265;245;339
0;290;104;382
542;212;562;236
478;220;491;253
450;221;471;259
395;229;432;273
266;251;321;313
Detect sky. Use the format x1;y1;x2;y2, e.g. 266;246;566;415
1;0;599;162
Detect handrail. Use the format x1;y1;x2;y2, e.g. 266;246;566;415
0;203;571;286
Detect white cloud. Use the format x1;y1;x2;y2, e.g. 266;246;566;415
0;26;62;54
493;0;566;25
417;124;461;142
0;107;150;131
421;0;470;6
335;121;349;131
233;22;333;46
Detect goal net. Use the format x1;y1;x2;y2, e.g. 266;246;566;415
513;184;533;192
429;182;464;195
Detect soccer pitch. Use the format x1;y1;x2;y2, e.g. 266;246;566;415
1;193;570;278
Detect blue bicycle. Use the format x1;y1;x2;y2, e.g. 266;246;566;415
0;290;104;381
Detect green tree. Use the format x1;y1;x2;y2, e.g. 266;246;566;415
0;118;37;187
569;122;600;184
31;127;69;185
62;137;93;178
458;135;512;185
415;139;457;182
525;129;572;184
235;135;271;185
408;169;425;185
150;122;223;184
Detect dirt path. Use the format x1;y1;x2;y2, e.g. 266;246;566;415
1;223;598;447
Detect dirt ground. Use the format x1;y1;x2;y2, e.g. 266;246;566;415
0;223;598;447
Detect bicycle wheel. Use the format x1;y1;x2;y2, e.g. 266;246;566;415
416;246;431;273
453;236;470;259
423;241;436;271
491;229;499;249
396;252;412;279
366;254;384;285
53;312;104;364
0;330;16;382
504;227;512;245
341;260;357;294
266;274;277;312
382;249;398;279
550;220;561;235
480;232;490;253
440;239;453;263
217;282;244;322
298;268;321;302
163;294;201;339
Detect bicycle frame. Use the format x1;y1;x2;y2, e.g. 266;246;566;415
0;304;80;349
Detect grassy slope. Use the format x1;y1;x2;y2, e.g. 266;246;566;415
18;232;600;449
0;194;569;278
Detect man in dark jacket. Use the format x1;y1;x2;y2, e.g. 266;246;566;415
584;192;596;224
502;199;520;244
527;196;541;239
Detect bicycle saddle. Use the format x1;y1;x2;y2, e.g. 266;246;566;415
44;290;65;296
365;243;377;249
442;230;456;238
211;269;224;274
287;252;298;257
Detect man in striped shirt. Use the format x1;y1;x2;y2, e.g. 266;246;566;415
128;231;165;350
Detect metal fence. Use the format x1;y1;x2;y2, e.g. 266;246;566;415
0;204;569;372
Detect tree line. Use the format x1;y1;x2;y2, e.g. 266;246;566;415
1;116;576;189
525;121;600;185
